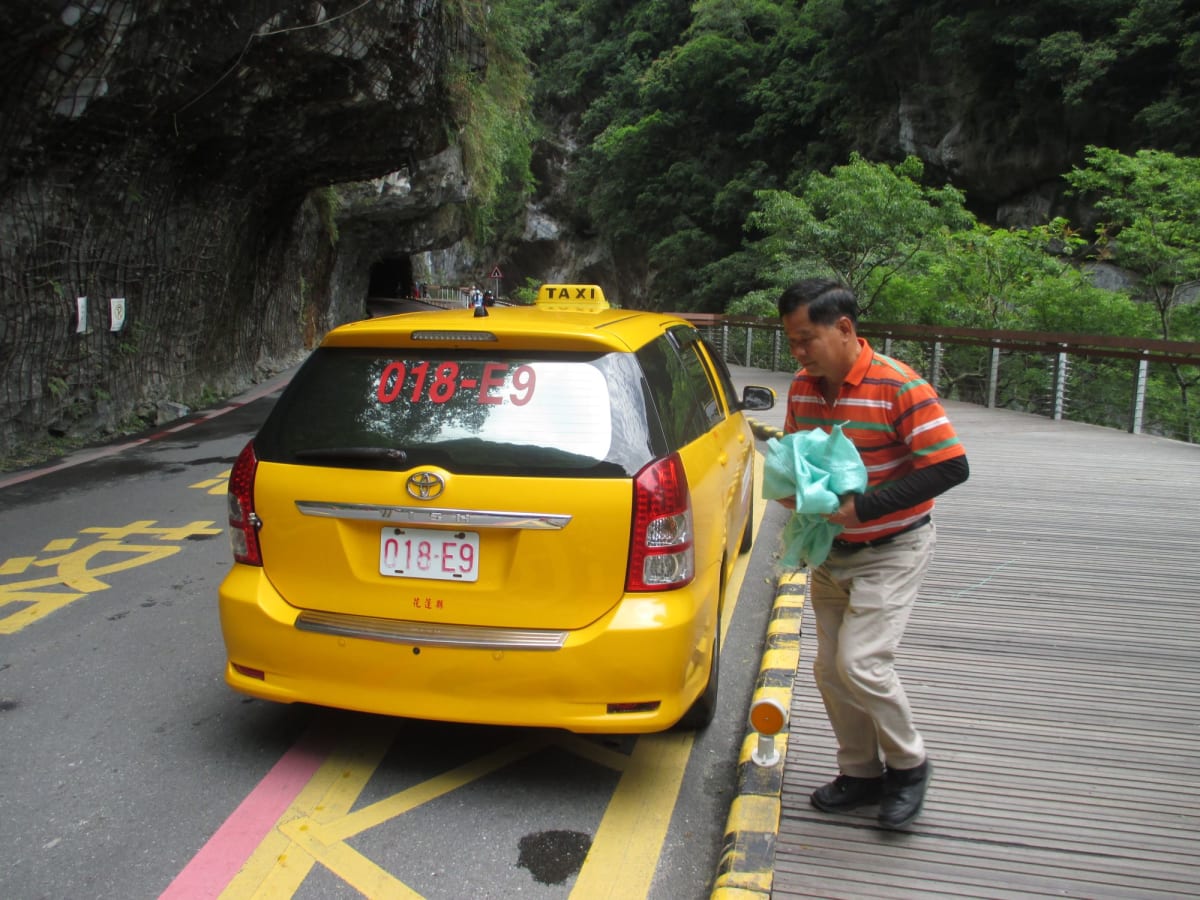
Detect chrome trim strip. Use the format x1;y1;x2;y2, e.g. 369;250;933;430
295;500;571;530
295;610;567;650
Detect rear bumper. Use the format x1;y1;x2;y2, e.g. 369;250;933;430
217;564;718;733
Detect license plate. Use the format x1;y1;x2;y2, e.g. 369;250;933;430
379;527;480;582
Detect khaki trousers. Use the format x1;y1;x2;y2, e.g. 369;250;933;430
809;522;936;776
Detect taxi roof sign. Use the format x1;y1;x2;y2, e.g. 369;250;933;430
535;283;610;312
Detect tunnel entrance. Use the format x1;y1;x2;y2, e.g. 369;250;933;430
367;257;413;299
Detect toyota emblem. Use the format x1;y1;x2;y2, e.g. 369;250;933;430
406;471;445;500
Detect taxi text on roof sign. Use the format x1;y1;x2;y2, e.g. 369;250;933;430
535;283;610;312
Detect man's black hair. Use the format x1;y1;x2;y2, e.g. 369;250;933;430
777;278;859;326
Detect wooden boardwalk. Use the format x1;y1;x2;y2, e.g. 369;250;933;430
770;400;1200;899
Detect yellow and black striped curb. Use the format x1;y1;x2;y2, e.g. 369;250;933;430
747;416;785;443
711;569;807;899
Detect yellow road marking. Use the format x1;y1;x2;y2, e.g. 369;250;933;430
571;453;763;897
0;590;82;634
569;731;695;898
276;824;421;899
0;556;35;576
216;452;769;897
220;723;398;898
1;520;220;634
191;469;231;495
314;735;546;842
559;733;634;772
226;732;633;896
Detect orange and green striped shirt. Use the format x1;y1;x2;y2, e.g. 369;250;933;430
784;338;965;542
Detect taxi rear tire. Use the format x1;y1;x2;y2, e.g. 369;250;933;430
676;627;719;730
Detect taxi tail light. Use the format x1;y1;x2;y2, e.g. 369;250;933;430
228;440;263;566
626;453;695;592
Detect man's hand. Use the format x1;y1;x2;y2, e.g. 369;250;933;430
827;495;862;528
774;494;858;520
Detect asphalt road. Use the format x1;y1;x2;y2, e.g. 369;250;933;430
0;370;791;900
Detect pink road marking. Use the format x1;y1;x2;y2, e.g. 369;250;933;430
159;727;333;900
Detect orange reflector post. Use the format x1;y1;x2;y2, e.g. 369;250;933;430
749;697;788;735
749;697;788;767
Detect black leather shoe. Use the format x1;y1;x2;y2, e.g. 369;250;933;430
810;774;885;813
878;760;932;829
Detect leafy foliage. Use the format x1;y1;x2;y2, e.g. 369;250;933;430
516;0;1200;309
748;155;972;315
1063;145;1200;439
1064;146;1200;340
448;0;544;246
489;0;1200;438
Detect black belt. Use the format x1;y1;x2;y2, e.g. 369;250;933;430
831;515;931;553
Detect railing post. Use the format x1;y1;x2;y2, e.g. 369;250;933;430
1053;347;1069;421
987;343;1000;409
1130;354;1149;434
687;312;1195;438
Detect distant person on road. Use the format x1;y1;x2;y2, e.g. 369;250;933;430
776;278;969;829
469;284;483;308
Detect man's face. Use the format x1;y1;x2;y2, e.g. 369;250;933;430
781;304;852;380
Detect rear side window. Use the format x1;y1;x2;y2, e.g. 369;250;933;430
701;338;740;416
673;331;724;428
636;331;720;451
255;348;660;477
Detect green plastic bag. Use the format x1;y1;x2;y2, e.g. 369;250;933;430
762;423;867;567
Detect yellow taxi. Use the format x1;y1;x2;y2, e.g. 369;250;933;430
218;285;774;733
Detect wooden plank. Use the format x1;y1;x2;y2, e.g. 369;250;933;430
775;829;1200;884
773;829;1200;896
769;399;1200;899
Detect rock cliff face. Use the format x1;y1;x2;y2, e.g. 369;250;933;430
1;3;1170;460
0;0;469;457
872;74;1099;229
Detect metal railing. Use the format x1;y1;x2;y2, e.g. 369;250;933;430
680;314;1200;439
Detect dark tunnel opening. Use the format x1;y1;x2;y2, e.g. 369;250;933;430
367;257;413;299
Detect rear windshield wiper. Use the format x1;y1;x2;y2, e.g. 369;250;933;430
294;447;408;464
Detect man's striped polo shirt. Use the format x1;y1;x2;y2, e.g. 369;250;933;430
784;338;965;543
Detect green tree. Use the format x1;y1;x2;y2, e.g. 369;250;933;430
872;219;1137;330
747;154;972;315
1064;145;1200;439
869;219;1149;418
557;0;783;309
1064;146;1200;341
1025;0;1200;153
523;0;1200;316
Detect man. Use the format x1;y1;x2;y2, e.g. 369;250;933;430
777;278;969;829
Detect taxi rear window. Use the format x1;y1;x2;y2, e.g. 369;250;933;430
254;348;662;477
